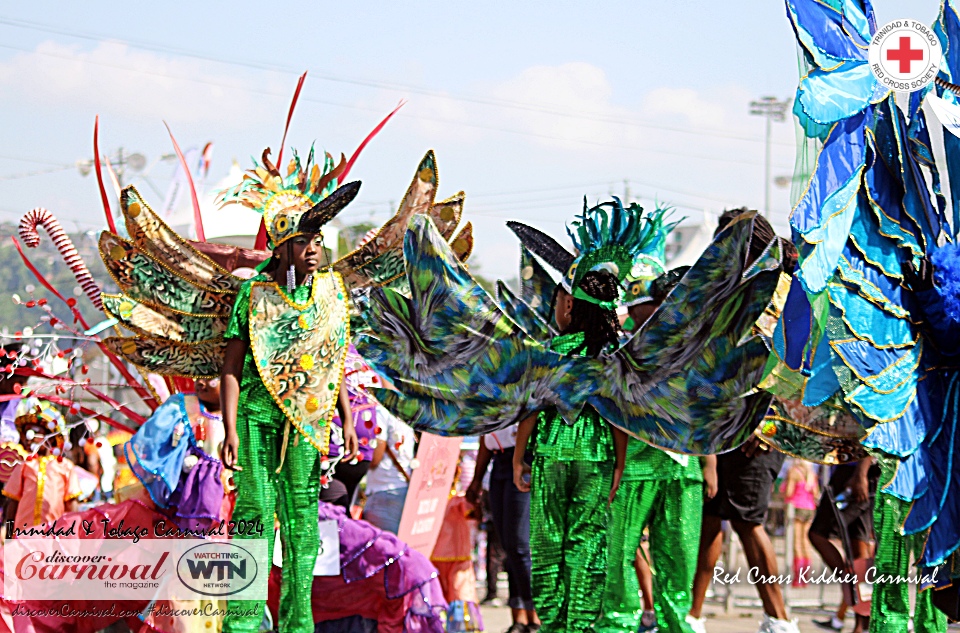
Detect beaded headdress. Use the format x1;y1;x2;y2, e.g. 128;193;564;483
218;147;360;251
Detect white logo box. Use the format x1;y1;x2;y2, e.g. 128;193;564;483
4;538;269;601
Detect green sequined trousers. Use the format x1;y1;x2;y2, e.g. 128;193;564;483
530;403;614;633
869;455;946;633
223;279;324;633
596;457;702;633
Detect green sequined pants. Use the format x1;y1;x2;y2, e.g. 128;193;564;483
224;414;323;633
869;458;946;633
530;456;611;633
596;478;702;633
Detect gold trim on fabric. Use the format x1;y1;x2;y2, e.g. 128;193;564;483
248;272;349;455
34;456;54;526
122;185;233;277
98;232;235;297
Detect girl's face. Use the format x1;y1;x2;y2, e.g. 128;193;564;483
279;234;324;276
554;287;574;331
195;377;221;409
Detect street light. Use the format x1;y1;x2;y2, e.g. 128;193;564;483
76;147;148;187
749;96;791;216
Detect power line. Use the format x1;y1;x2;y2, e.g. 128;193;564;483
0;41;797;171
0;16;797;149
0;164;74;181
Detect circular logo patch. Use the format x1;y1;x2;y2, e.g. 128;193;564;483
869;19;942;92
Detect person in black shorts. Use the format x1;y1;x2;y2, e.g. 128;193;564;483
809;458;878;633
687;209;798;633
688;436;794;633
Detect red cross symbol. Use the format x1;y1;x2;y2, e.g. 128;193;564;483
886;36;924;73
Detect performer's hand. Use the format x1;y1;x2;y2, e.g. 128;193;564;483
902;257;935;292
608;465;624;505
703;466;718;500
221;431;242;471
741;435;764;458
513;460;531;493
342;426;360;462
850;471;870;504
465;479;483;509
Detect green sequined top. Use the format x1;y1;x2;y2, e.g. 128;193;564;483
532;332;615;463
622;439;703;482
224;274;313;431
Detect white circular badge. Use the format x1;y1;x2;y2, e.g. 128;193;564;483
869;19;942;92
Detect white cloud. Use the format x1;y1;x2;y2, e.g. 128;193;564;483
639;87;728;128
0;41;277;127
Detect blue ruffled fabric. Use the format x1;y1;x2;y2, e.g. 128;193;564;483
774;0;951;524
124;393;195;508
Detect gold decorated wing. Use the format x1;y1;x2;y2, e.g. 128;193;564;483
100;185;246;377
334;150;471;290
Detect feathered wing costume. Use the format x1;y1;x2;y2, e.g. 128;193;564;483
762;0;960;628
100;149;471;381
359;202;784;456
93;148;469;633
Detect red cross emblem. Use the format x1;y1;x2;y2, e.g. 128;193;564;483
886;36;925;74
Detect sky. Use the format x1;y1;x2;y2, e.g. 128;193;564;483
0;1;946;280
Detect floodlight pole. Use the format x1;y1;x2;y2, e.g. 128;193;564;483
749;97;790;216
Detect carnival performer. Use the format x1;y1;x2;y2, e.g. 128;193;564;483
125;379;226;532
512;265;626;633
217;176;361;632
2;399;81;532
358;193;784;633
597;268;712;633
329;343;384;505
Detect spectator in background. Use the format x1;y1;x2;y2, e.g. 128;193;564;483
809;458;878;633
782;459;819;587
468;426;539;633
362;405;414;534
330;344;382;505
3;399;81;531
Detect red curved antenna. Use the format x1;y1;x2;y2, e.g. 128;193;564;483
277;71;307;167
341;101;406;182
93;116;117;234
164;121;206;242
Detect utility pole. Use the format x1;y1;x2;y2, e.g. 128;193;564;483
749;96;790;216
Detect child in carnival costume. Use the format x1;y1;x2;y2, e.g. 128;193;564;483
2;399;82;531
509;200;662;633
597;267;711;633
358;197;786;633
217;153;361;633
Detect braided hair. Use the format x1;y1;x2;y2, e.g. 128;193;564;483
564;270;622;357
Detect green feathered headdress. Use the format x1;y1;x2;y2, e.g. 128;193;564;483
217;146;360;250
622;204;679;306
563;197;676;308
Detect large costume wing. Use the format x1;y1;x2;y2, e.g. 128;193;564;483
357;215;597;436
587;211;785;454
334;150;471;291
359;213;783;455
100;186;241;376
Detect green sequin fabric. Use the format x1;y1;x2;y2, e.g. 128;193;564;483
531;456;612;633
597;477;702;633
622;439;702;482
870;455;946;633
223;277;327;633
